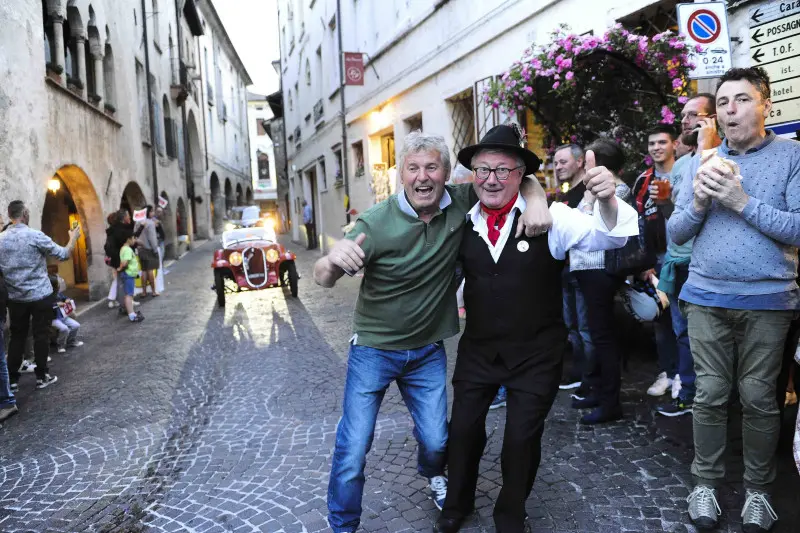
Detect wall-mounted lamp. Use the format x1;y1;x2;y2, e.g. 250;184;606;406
47;177;61;194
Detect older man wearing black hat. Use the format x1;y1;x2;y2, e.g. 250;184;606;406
435;127;639;533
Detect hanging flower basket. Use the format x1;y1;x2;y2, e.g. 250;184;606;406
486;24;696;174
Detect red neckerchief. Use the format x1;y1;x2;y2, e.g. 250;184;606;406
482;194;519;246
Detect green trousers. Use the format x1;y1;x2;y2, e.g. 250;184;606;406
685;303;794;490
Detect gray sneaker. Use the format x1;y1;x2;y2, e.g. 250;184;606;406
687;485;721;530
741;490;777;533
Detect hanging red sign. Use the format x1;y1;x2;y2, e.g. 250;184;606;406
344;53;364;86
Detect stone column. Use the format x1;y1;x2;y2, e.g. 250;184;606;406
52;17;66;83
75;37;87;98
93;56;104;105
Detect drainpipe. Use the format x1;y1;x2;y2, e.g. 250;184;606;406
174;0;194;236
336;0;350;224
142;0;159;206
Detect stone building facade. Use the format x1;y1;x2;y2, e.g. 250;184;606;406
0;0;251;299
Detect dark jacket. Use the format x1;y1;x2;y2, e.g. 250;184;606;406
105;223;134;268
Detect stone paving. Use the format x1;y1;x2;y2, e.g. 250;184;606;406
0;237;797;533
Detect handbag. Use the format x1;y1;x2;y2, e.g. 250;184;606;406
604;212;656;276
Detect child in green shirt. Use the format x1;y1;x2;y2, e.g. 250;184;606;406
117;232;144;323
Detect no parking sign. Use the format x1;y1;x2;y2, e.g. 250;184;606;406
677;2;732;79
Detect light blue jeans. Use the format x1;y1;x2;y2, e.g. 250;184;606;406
327;341;448;532
0;322;16;408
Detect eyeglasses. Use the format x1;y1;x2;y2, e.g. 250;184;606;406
681;112;714;120
473;166;524;181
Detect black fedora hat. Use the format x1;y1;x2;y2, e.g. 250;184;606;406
457;124;542;175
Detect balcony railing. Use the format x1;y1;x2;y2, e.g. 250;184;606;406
313;99;324;124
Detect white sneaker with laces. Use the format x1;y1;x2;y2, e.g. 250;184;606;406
671;374;682;400
36;374;58;390
687;485;721;530
741;490;778;533
107;300;119;309
429;475;447;511
647;372;673;396
68;341;84;348
57;347;66;354
19;360;36;373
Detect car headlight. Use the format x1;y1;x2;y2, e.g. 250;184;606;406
266;249;280;263
262;217;276;231
228;251;243;266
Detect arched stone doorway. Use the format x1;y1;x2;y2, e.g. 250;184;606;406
236;183;243;206
121;181;147;213
210;172;223;234
40;165;106;300
224;178;233;214
186;112;205;237
176;197;188;236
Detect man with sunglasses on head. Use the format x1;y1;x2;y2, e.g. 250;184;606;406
436;128;638;533
652;93;722;418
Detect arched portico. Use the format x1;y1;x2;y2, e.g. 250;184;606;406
41;164;106;300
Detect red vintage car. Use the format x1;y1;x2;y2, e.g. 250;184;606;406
211;227;299;307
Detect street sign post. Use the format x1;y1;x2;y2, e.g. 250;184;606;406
750;2;800;135
677;2;732;79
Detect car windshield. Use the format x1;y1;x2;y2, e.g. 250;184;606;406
222;228;275;247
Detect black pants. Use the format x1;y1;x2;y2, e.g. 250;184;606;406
442;347;562;533
574;269;625;410
8;296;55;381
305;222;316;249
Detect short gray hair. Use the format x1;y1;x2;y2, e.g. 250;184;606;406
470;148;524;171
554;144;584;162
398;130;451;177
7;200;26;220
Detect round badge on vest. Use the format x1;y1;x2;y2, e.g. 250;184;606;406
517;241;529;252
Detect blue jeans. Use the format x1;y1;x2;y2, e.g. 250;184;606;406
671;296;695;401
562;269;593;383
327;341;448;532
0;323;16;408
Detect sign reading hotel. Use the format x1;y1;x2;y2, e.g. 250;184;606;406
750;1;800;135
677;2;733;79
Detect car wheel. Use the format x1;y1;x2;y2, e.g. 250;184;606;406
279;263;287;286
214;269;226;307
287;262;299;298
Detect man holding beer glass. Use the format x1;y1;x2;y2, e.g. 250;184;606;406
632;125;679;399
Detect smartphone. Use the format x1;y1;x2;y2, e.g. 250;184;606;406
71;221;79;230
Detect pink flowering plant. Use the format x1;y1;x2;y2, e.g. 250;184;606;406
486;24;695;173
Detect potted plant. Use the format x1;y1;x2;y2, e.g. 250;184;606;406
104;102;116;116
45;62;64;82
88;92;102;105
355;164;365;178
67;76;84;94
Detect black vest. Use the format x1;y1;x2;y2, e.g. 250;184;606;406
457;213;567;369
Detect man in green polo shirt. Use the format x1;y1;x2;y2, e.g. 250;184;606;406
314;130;550;533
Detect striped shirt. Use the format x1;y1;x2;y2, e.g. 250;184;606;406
0;224;70;302
570;182;632;272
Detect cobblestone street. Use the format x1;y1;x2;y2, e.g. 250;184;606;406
0;239;798;533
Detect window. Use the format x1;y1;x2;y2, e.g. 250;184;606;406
152;0;161;50
305;59;311;86
208;108;214;141
42;1;54;65
448;89;475;159
136;61;150;142
319;158;327;190
381;132;396;169
103;44;116;106
404;113;422;133
333;148;343;184
352;141;365;177
164;95;178;158
327;16;339;94
258;152;270;182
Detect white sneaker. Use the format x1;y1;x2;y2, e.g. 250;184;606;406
133;300;141;307
19;360;36;373
107;300;119;309
647;372;673;396
429;475;447;511
68;341;84;348
671;374;682;399
57;347;66;354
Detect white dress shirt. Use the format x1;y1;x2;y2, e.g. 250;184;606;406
466;194;639;262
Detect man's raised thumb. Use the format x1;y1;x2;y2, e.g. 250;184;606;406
354;232;367;246
584;150;596;171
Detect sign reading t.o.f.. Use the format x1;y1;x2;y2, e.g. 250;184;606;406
677;2;733;79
